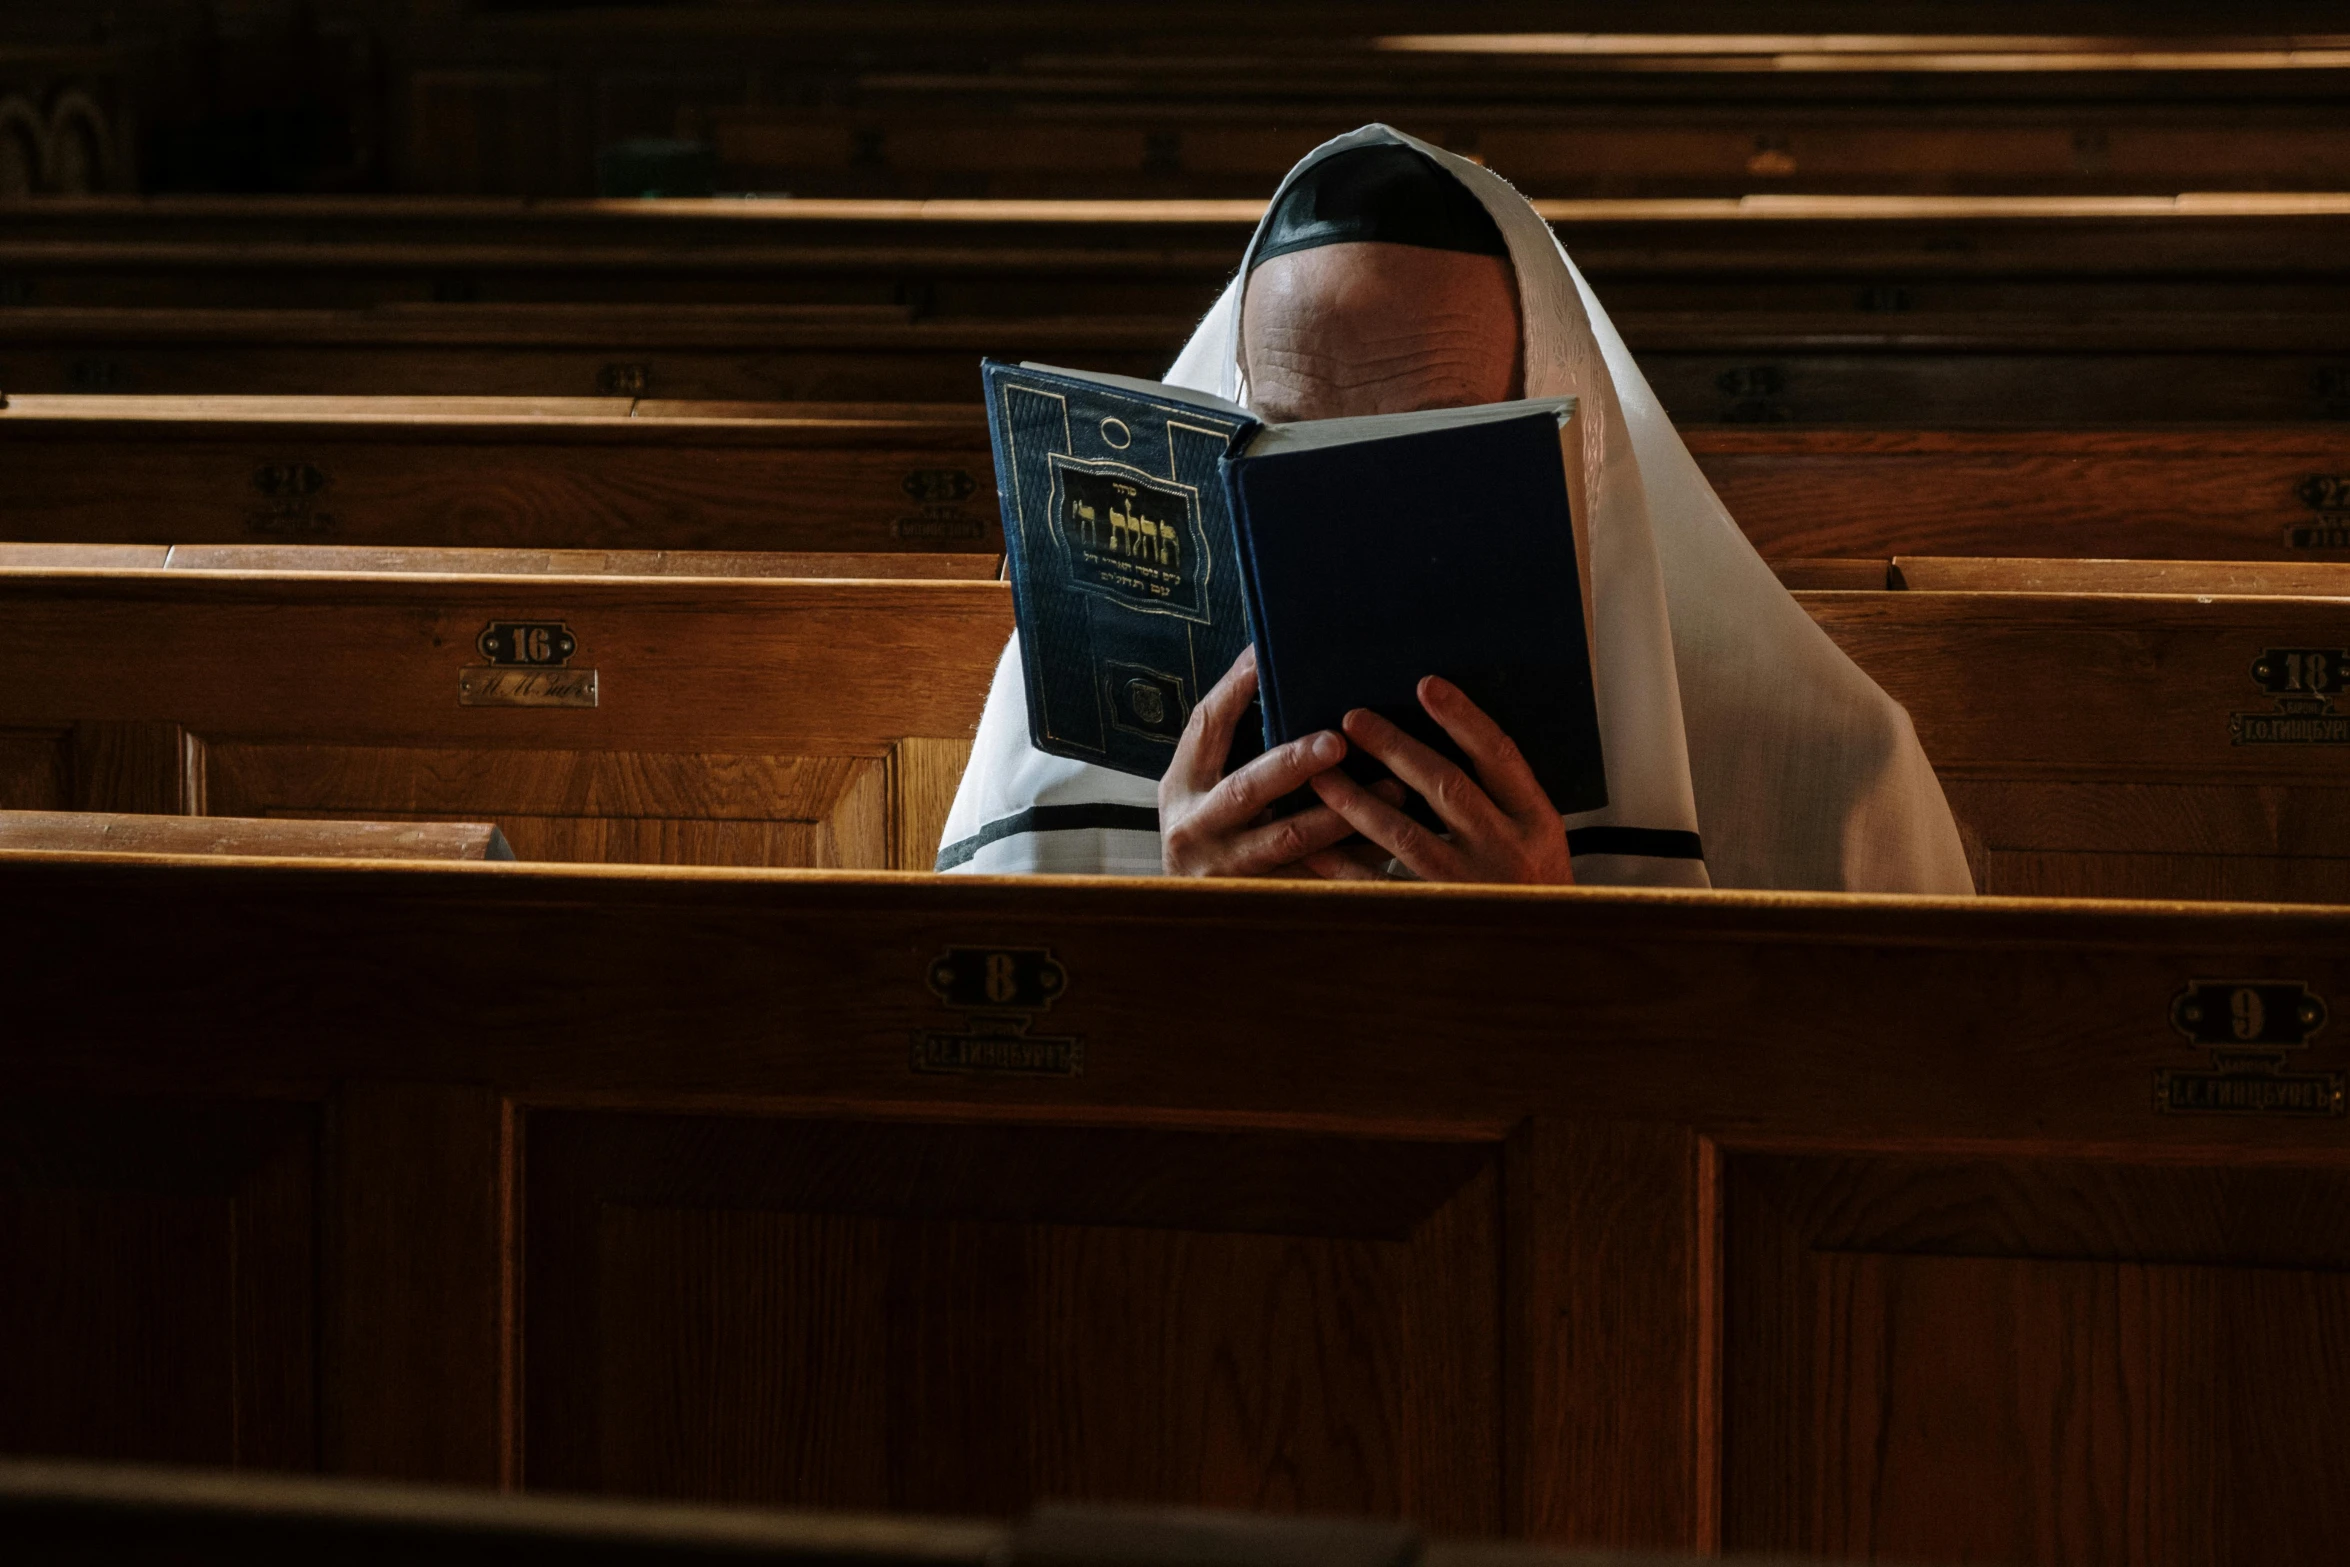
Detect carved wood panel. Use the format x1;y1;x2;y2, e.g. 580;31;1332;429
521;1114;1503;1526
1724;1154;2350;1563
201;741;895;869
1944;780;2350;904
0;727;68;809
0;1098;316;1470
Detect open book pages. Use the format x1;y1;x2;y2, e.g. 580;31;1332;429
1240;396;1576;456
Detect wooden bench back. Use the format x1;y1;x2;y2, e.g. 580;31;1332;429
1803;587;2350;901
6;306;2350;417
0;568;1014;872
703;89;2350;200
0;307;1178;405
0;395;1003;554
0;562;2344;899
2;857;2347;1558
6;397;2345;557
4;196;2344;318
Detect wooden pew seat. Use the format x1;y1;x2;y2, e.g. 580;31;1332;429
1774;556;2350;595
0;543;1002;580
0;1456;1719;1567
5;857;2349;1559
1887;555;2350;596
0;809;513;861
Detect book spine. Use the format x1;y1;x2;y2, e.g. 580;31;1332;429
1219;452;1284;749
980;360;1054;738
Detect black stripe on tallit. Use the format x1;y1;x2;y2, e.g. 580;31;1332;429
936;807;1704;871
1565;826;1705;861
934;804;1163;870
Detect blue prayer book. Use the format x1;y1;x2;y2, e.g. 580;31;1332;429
983;358;1606;817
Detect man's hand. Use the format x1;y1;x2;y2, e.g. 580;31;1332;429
1307;675;1575;885
1160;645;1361;877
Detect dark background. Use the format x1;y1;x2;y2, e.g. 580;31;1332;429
2;0;2348;198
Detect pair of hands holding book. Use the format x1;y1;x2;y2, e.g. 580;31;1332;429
1159;646;1576;884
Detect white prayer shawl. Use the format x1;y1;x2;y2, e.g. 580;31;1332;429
938;125;1974;894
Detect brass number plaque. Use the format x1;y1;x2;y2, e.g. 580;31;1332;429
462;620;594;707
2230;647;2350;745
2157;979;2341;1116
247;460;336;536
912;945;1081;1076
2291;475;2350;551
459;668;598;708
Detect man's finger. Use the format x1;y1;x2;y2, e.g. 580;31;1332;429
1186;728;1348;835
1208;800;1361;877
1174;645;1259;791
1418;676;1557;820
1340;706;1512;842
1302;841;1392;881
1308;768;1463;883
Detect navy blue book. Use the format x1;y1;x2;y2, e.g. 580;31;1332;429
984;358;1605;818
984;359;1266;777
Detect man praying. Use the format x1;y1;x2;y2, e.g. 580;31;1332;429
937;126;1974;895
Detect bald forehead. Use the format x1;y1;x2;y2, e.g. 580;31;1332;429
1240;240;1523;424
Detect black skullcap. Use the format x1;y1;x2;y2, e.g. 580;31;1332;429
1249;144;1510;270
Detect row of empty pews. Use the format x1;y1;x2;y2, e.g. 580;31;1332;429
4;16;2350;1567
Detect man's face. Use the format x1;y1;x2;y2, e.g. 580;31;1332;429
1239;240;1524;423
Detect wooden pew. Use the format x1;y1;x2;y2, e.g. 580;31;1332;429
4;397;2343;566
1890;556;2350;595
0;809;513;861
5;854;2349;1563
373;15;2350;199
0;396;1004;554
0;564;1014;873
0;1458;1004;1566
0;556;2343;903
0;306;1178;405
700;52;2350;201
1801;585;2350;902
2;195;2344;323
1699;426;2350;560
0;1458;1708;1567
5;305;2348;424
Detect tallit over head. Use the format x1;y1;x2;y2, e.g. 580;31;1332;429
938;124;1974;894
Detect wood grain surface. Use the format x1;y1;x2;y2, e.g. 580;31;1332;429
0;571;1013;873
1692;427;2350;561
0;1454;1007;1563
1892;555;2350;594
1;196;2344;317
1802;589;2350;901
705;98;2350;201
5;859;2350;1552
2;397;2346;560
0;1097;316;1471
8;564;2346;900
1723;1153;2350;1561
526;1116;1501;1523
0;395;1004;554
4;304;2347;420
0;809;508;861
